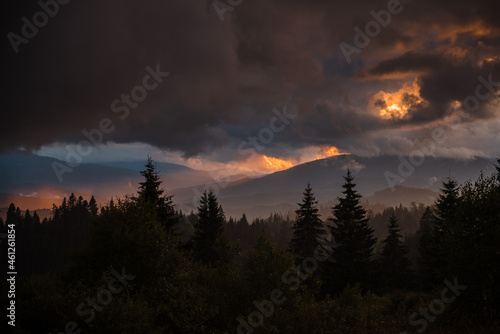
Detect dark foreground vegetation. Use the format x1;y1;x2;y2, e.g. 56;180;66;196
1;157;499;333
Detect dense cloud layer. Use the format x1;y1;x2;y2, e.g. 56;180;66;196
2;0;500;160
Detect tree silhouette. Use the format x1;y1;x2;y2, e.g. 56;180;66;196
380;214;412;290
432;177;460;280
417;206;439;289
88;195;98;219
190;190;226;265
326;170;376;293
6;203;20;225
447;171;500;315
138;156;164;203
137;156;178;232
289;183;326;263
434;177;460;243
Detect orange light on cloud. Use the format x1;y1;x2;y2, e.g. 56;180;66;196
433;21;499;44
479;56;499;67
381;103;406;119
262;155;294;171
370;79;427;120
324;146;341;157
449;100;462;110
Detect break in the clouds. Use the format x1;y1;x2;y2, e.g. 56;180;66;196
2;0;500;170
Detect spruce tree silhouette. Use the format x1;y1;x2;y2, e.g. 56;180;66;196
380;214;413;290
325;170;376;293
432;177;460;280
190;190;225;265
137;156;178;232
289;183;327;263
417;206;439;289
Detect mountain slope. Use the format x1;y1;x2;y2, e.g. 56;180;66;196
0;152;215;207
170;154;496;219
1;152;497;220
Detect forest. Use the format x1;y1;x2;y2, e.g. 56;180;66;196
1;157;499;333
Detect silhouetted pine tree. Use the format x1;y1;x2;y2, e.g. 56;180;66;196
137;156;178;232
289;183;326;263
380;214;412;290
88;195;98;219
325;170;376;293
447;170;500;317
60;197;68;216
138;157;164;202
417;206;439;289
68;193;77;210
24;209;32;226
239;213;249;227
32;211;40;225
6;203;20;225
190;190;226;265
434;177;460;242
433;177;460;279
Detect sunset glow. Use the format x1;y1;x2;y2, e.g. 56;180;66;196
3;1;500;330
370;80;427;119
214;147;346;175
262;155;294;171
324;146;341;157
479;56;499;67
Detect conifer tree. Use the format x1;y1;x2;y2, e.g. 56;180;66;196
289;183;326;263
32;211;40;225
433;177;460;243
447;171;500;314
88;195;98;219
417;206;439;289
138;156;164;203
137;156;178;232
380;214;412;290
239;213;249;227
326;170;376;293
6;203;19;225
60;197;68;216
24;209;32;226
68;193;77;210
190;190;226;265
432;177;460;279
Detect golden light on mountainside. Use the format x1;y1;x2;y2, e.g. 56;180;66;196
223;154;296;175
218;146;347;176
262;155;294;171
292;145;347;163
370;80;427;120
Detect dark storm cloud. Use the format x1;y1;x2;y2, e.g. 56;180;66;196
2;0;500;158
2;0;241;154
366;52;447;76
362;50;500;122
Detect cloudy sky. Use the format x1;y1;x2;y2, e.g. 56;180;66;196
3;0;500;175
